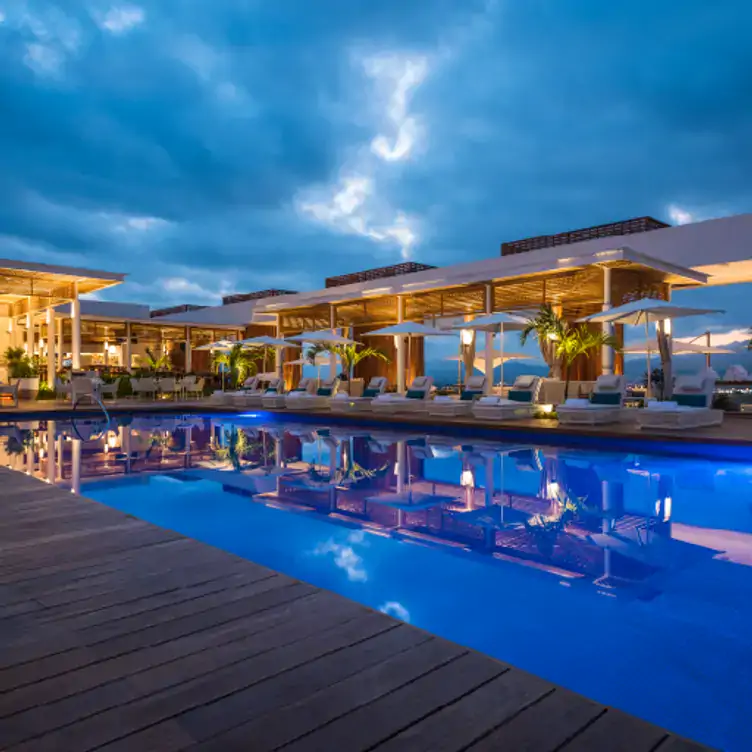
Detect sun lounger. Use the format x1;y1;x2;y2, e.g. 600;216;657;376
330;376;389;413
371;376;434;414
285;376;339;410
427;375;486;418
636;373;723;429
557;374;627;425
258;378;290;408
471;375;541;420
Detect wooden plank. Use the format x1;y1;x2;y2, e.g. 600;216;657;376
466;688;605;751
195;636;474;750
373;669;554;752
558;709;668;751
654;738;715;752
278;650;508;752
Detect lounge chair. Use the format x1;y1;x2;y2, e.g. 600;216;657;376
210;376;259;405
371;376;434;414
471;375;541;420
285;376;339;410
557;374;627;426
636;373;723;430
224;376;262;406
261;376;298;408
330;376;388;413
427;375;487;418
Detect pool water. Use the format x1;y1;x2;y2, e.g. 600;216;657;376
3;412;751;750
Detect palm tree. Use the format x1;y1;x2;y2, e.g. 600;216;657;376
520;304;566;378
212;344;257;388
143;347;171;372
305;343;389;380
555;325;620;399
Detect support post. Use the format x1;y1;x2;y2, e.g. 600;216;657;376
601;266;614;375
123;322;132;372
56;317;63;369
396;296;405;395
185;326;192;373
484;283;493;394
47;421;56;484
46;308;55;387
329;305;337;381
275;315;283;378
71;283;81;371
71;439;82;495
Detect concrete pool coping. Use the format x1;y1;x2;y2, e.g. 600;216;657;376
0;467;712;751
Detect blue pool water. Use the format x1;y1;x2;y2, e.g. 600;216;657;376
3;412;751;750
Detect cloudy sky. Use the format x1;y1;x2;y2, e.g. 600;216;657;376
1;0;751;346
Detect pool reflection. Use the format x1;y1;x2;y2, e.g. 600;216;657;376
4;413;750;595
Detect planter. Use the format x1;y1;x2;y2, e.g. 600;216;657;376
347;378;365;397
12;377;40;400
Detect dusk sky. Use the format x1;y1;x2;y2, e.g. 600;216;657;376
1;0;751;348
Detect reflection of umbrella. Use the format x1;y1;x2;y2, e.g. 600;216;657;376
580;299;724;398
452;313;528;390
364;322;453;394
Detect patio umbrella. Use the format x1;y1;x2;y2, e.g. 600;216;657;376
194;340;236;391
452;313;528;392
363;322;453;394
286;330;359;380
579;299;724;398
237;335;299;375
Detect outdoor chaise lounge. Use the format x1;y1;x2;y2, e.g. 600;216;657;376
557;374;627;426
427;375;487;418
285;376;339;410
229;376;265;407
371;376;434;414
636;373;723;430
471;375;541;420
330;376;389;413
258;377;292;408
210;376;260;406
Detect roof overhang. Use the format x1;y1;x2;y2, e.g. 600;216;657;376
0;258;125;317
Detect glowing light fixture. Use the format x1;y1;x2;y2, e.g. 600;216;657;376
460;469;475;487
460;329;474;346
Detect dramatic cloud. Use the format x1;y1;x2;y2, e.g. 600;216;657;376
0;0;750;333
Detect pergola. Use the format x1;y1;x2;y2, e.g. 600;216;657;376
266;246;707;390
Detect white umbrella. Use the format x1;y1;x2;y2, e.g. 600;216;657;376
364;322;453;394
286;330;359;345
452;313;528;390
579;298;724;398
238;335;299;375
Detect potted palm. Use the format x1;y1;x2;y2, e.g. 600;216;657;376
554;324;620;400
2;347;40;399
307;343;389;396
212;344;257;389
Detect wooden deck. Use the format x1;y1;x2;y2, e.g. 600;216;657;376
0;468;711;751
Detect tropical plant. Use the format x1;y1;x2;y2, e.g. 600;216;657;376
212;344;257;388
2;347;34;379
520;304;566;377
304;343;389;380
554;325;620;400
141;347;171;373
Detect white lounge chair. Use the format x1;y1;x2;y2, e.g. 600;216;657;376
471;375;542;420
557;374;627;426
225;376;262;406
210;375;258;406
427;375;487;418
261;376;299;409
371;376;434;414
330;376;389;413
636;373;723;430
285;376;339;410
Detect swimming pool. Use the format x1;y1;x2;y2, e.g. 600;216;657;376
3;412;750;750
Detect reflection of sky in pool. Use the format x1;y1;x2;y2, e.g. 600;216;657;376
4;413;751;751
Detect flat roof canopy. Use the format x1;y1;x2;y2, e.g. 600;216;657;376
0;258;125;317
267;247;708;331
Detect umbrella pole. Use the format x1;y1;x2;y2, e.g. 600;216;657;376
644;316;650;400
500;323;505;395
706;330;711;369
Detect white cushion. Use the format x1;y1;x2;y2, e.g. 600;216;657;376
434;395;455;402
563;398;590;407
596;375;621;389
515;375;536;388
477;396;499;405
647;401;678;410
332;393;349;400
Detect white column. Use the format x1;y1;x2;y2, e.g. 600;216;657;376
601;266;614;375
56;317;63;369
71;283;81;370
275;315;282;378
71;439;82;494
484;283;493;394
396;296;405;395
185;326;192;372
46;308;56;387
25;311;31;353
328;305;337;381
123;322;132;372
56;434;63;481
103;327;109;367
